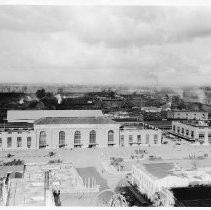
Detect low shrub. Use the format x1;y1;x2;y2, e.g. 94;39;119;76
48;159;63;164
4;159;24;166
49;151;56;157
7;153;14;158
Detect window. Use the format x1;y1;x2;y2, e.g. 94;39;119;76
89;130;96;145
186;129;189;136
154;134;158;144
191;131;194;138
173;125;175;131
7;130;12;134
0;138;2;147
129;135;133;145
199;133;205;139
137;135;141;143
108;130;114;145
208;133;211;144
7;137;12;148
17;137;22;147
146;134;150;144
120;135;124;146
59;131;65;146
39;131;47;148
181;128;184;135
74;131;81;146
27;137;31;148
177;127;180;134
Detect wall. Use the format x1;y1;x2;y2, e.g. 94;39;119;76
172;121;210;144
132;165;175;207
34;123;120;149
120;128;162;147
168;111;208;120
0;130;36;150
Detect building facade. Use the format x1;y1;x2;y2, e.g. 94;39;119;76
167;110;208;120
171;120;211;144
119;124;162;147
34;117;120;149
0;110;162;150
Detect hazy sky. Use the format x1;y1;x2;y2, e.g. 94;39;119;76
0;6;211;86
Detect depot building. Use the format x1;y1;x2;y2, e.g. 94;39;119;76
0;110;162;150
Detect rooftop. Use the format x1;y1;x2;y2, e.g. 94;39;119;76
120;122;159;131
34;117;118;125
0;122;33;130
177;120;209;127
7;110;104;122
136;162;175;179
171;110;207;113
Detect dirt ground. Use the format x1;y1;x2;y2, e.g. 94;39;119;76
3;143;211;206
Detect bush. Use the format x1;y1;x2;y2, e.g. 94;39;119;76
48;159;63;164
4;159;24;166
110;157;123;167
49;151;56;157
7;153;14;158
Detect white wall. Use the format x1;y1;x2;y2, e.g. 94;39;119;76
172;121;210;144
120;128;162;146
34;123;120;149
0;130;36;150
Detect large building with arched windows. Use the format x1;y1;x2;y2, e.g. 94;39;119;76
0;110;162;150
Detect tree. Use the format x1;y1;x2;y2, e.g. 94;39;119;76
22;86;27;93
36;89;46;99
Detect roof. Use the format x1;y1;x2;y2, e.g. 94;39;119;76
135;162;175;180
171;110;207;113
34;117;118;125
176;120;208;127
0;122;33;130
7;110;104;123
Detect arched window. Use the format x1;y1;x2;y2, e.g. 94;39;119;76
89;130;96;144
108;130;114;145
74;131;81;145
146;134;150;144
39;131;46;148
59;131;65;146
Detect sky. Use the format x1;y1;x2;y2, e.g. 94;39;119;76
0;6;211;86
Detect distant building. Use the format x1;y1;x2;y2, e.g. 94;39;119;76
141;107;162;113
171;120;211;144
167;110;208;120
